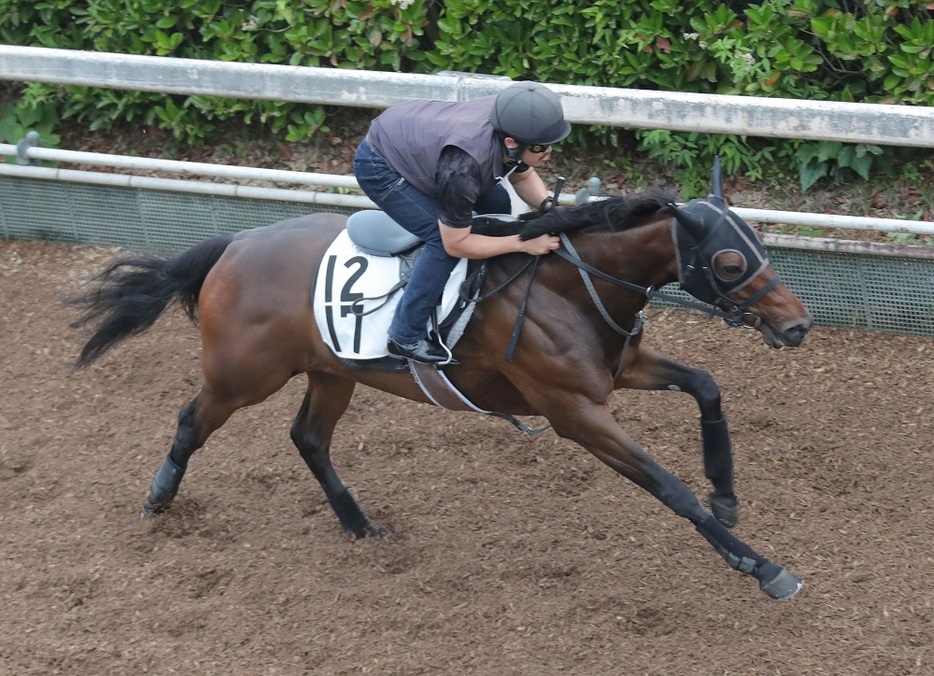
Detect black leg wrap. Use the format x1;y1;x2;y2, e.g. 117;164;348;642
696;515;762;575
696;517;804;600
144;454;186;512
757;560;805;600
701;416;734;488
652;469;706;522
702;416;739;528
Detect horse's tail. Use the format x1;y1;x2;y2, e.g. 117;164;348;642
66;234;235;369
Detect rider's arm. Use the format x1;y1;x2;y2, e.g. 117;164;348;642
508;166;550;211
436;147;558;259
440;221;558;259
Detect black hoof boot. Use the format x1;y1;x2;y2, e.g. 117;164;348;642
758;561;805;600
709;492;740;529
330;489;389;538
140;498;172;519
361;521;390;538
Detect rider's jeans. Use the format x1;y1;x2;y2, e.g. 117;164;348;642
353;138;510;345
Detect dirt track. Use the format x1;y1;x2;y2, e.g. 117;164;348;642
1;238;932;675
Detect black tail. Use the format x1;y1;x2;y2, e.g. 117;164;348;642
66;235;235;369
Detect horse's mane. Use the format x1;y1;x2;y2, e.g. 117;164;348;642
517;187;676;240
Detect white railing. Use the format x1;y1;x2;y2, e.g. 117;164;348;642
1;45;931;243
2;46;932;147
2;142;931;239
0;143;375;208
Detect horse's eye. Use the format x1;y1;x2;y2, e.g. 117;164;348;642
713;250;747;282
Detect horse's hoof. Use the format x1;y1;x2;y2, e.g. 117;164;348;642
759;565;804;601
363;521;390;538
345;519;390;538
140;500;170;519
709;493;739;529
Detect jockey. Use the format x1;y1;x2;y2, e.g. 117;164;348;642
353;81;570;365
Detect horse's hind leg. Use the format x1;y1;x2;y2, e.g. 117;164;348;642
615;345;739;528
291;372;386;538
141;388;239;517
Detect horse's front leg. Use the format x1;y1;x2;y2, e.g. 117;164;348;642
546;399;802;600
614;344;739;529
290;371;387;538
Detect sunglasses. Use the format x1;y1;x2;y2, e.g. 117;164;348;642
525;143;552;154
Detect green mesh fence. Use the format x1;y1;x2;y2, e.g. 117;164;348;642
651;249;934;336
0;176;353;253
2;175;932;336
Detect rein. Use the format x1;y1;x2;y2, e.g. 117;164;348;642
505;256;540;362
474;257;537;302
553;232;774;328
458;255;540;364
559;233;644;377
469;212;782;370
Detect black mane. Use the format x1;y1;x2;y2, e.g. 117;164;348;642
517;187;676;240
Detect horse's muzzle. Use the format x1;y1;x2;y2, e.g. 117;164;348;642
761;315;813;348
782;321;812;347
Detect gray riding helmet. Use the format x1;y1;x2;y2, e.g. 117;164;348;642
490;82;571;146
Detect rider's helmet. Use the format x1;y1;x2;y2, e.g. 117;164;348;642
490;82;571;146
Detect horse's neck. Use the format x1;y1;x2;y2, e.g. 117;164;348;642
568;216;678;289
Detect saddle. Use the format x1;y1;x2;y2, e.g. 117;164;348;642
313;210;491;371
313;210;548;435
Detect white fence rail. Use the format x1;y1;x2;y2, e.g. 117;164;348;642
0;143;374;208
1;45;931;241
2;142;933;238
1;46;933;147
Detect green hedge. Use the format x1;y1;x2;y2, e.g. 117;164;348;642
1;0;930;193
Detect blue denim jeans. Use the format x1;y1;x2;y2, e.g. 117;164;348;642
353;138;510;345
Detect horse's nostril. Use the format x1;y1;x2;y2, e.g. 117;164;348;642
785;323;810;345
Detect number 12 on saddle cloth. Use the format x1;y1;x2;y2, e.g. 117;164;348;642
312;230;470;359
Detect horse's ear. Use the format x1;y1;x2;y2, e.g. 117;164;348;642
710;156;724;201
669;203;707;241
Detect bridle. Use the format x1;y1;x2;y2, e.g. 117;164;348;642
489;158;783;366
553;226;778;332
682;254;781;329
547;156;784;334
486;212;777;372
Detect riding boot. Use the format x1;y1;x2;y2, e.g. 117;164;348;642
387;337;459;365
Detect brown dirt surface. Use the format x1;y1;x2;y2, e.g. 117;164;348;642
1;237;932;675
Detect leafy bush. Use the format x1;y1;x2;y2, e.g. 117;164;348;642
0;0;929;192
431;0;931;193
1;0;432;145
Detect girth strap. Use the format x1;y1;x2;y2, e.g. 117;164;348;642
409;360;550;436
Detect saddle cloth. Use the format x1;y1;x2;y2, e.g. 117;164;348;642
313;230;470;360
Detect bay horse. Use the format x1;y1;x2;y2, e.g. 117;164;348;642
68;163;813;600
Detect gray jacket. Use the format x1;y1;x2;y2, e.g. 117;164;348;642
366;96;508;197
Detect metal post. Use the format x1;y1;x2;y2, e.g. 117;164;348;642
16;131;40;166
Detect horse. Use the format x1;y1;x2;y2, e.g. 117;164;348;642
67;161;813;601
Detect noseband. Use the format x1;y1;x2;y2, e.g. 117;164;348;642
686;259;782;328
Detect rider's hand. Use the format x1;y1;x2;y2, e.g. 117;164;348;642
517;233;560;256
